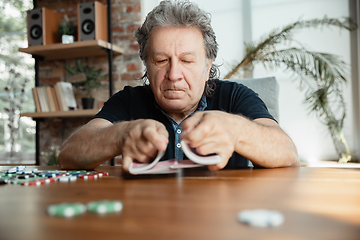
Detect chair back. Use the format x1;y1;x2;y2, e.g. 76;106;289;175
227;77;279;122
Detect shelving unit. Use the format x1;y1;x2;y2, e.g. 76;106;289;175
20;109;100;119
19;40;123;60
21;0;118;165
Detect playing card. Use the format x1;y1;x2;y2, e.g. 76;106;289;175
128;140;221;175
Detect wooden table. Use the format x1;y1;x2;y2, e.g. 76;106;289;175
1;166;359;240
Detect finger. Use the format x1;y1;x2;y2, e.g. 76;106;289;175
182;118;214;146
154;121;169;150
156;121;169;137
135;136;160;160
207;155;229;171
181;112;203;136
122;155;134;172
143;122;168;151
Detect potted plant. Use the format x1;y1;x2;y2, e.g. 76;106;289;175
65;60;108;109
225;16;357;163
58;16;77;44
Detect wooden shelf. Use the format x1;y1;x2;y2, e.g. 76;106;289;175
18;40;124;60
20;109;100;118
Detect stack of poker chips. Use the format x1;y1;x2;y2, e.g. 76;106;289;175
47;200;124;217
0;166;109;186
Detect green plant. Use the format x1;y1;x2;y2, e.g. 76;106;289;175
58;21;77;36
225;16;358;163
65;60;108;98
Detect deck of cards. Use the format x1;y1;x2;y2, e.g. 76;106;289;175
129;140;221;175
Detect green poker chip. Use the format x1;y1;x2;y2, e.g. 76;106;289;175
47;202;86;217
87;200;123;214
10;176;45;184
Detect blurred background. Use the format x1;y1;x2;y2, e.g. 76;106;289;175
0;0;358;164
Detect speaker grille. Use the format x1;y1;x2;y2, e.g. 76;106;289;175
27;8;43;46
79;2;96;41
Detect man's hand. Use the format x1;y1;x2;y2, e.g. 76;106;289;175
181;111;300;170
58;118;168;171
121;119;169;172
180;111;239;170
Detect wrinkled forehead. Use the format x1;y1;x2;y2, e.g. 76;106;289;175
147;26;207;58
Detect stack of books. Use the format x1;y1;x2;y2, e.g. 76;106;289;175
32;82;77;112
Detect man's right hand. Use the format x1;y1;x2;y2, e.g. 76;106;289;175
120;119;169;172
58;118;168;171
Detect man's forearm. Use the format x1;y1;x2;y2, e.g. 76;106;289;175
58;123;124;169
235;117;299;168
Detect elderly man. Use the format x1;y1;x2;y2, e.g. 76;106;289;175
58;0;299;171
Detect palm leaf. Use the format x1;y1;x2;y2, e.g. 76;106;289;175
224;16;357;162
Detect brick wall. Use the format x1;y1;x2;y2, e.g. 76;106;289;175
35;0;143;163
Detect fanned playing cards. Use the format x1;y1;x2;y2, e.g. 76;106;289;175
129;141;221;175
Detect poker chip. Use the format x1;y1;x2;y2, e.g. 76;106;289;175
17;173;37;179
0;166;109;187
10;176;45;185
21;178;56;186
87;200;123;214
3;173;17;177
67;170;91;174
6;166;26;173
57;176;77;182
41;170;67;174
37;172;58;178
237;209;284;227
0;178;8;185
21;180;43;186
47;203;86;217
79;174;98;180
96;172;109;177
17;169;38;174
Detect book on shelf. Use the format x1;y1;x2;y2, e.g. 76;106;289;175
54;83;68;111
31;82;77;113
31;88;41;112
56;82;77;110
46;86;57;112
36;87;49;112
51;87;61;111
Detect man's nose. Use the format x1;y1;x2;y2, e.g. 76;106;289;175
167;60;183;81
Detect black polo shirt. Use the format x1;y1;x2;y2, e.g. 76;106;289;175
94;80;275;168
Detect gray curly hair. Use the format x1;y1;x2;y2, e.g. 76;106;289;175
134;0;219;96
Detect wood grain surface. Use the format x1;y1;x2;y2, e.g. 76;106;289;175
0;166;359;240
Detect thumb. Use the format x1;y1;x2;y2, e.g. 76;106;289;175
122;155;134;172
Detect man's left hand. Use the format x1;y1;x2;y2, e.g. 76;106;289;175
180;111;240;170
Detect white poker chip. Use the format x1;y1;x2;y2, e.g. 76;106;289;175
237;209;284;227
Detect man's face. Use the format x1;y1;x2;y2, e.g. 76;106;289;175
146;26;213;121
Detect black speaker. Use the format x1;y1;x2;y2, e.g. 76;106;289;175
78;1;108;42
27;7;61;46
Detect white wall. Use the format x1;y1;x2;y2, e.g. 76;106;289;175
251;0;353;162
141;0;356;163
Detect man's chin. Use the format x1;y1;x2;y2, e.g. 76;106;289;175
160;100;187;111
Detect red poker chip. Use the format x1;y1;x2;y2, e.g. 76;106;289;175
21;180;44;186
96;172;109;177
41;178;56;183
21;178;56;186
79;174;98;180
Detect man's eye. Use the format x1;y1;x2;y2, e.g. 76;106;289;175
182;60;193;64
156;59;168;64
